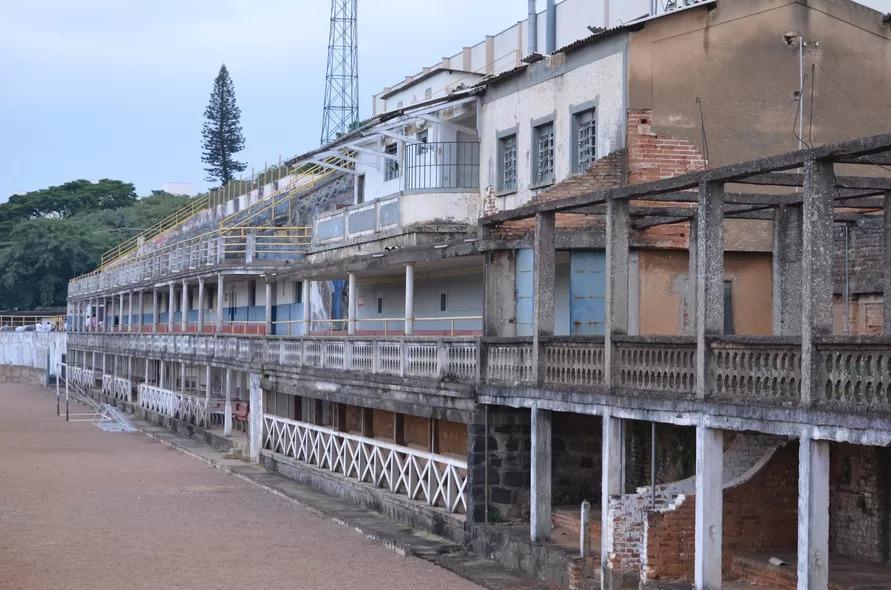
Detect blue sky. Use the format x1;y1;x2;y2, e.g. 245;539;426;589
0;0;523;199
2;0;888;200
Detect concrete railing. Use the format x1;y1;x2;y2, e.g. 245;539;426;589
68;332;479;383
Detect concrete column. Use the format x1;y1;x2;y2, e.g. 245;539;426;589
483;250;517;337
348;272;357;336
197;278;205;332
205;365;212;425
684;219;698;335
264;280;273;336
144;356;150;385
801;160;836;406
102;352;106;376
216;274;224;332
883;194;891;336
532;212;556;383
127;356;133;401
404;264;415;335
694;426;724;590
181;280;188;332
159;360;166;389
302;280;312;336
180;361;187;393
249;373;263;461
224;368;233;436
127;291;133;332
604;199;629;387
152;288;158;333
797;436;830;590
119;292;124;332
695;181;725;399
600;412;623;589
167;282;175;332
773;205;803;335
529;407;552;543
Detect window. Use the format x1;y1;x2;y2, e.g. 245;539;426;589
532;121;555;186
384;143;400;181
498;134;517;192
356;174;365;204
416;129;430;155
574;108;596;172
424;87;432;100
439;292;447;312
294;281;303;304
248;280;257;307
723;280;734;335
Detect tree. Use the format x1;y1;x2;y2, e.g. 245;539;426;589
201;64;247;185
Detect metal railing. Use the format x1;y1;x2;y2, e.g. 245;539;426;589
264;414;468;513
404;141;480;191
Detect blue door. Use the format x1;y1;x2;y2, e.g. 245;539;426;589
570;250;605;335
515;249;534;337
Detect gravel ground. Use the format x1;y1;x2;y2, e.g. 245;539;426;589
0;382;481;590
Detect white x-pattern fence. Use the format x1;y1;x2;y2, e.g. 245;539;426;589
138;383;207;426
68;366;96;389
263;414;467;514
101;374;132;401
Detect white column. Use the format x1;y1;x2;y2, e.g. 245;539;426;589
797;436;830;590
302;279;312;336
138;290;144;333
264;280;273;336
159;360;166;389
144;357;150;385
167;282;175;332
530;407;552;543
348;273;357;335
128;291;133;332
127;356;133;402
205;365;212;426
180;361;186;393
196;278;204;332
694;426;724;590
216;274;224;332
118;293;124;332
152;288;158;333
248;373;263;461
181;280;188;332
600;412;624;587
404;264;415;335
224;368;233;436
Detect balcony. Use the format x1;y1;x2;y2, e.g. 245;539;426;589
68;226;311;297
312;141;480;247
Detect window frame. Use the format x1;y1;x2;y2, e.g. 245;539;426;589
384;143;400;181
570;99;599;175
530;114;556;188
496;126;519;194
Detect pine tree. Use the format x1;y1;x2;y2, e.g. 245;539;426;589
201;64;247;185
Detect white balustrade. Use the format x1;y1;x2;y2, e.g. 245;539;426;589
101;373;132;400
263;414;467;513
138;383;207;426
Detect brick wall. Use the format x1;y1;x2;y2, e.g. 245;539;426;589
626;110;707;185
832;219;885;295
643;443;798;582
830;443;888;562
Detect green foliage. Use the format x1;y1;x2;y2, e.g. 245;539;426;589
0;185;193;310
201;64;247;185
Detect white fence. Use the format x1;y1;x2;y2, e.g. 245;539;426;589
137;383;207;426
264;414;467;513
101;374;132;401
0;332;66;377
68;365;96;389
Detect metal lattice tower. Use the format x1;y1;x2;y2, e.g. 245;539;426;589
320;0;359;145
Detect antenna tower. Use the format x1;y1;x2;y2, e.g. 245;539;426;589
320;0;359;145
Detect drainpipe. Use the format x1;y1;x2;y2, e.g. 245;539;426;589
545;0;556;54
527;0;537;55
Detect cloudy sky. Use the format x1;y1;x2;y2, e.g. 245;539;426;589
2;0;889;200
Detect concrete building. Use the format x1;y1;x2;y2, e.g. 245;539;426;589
65;1;891;588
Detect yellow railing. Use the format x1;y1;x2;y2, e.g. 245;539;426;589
219;155;353;229
99;194;210;269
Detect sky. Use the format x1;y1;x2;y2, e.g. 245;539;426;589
0;0;524;200
2;0;889;200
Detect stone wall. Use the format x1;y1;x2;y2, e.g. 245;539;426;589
833;218;885;295
551;412;601;507
830;443;888;562
624;421;695;493
485;406;531;522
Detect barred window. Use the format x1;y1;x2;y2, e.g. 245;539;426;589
533;122;554;185
384;143;400;181
575;108;596;172
499;134;517;192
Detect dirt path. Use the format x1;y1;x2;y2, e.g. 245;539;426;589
0;382;481;590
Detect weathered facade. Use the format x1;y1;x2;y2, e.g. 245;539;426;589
63;1;891;589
